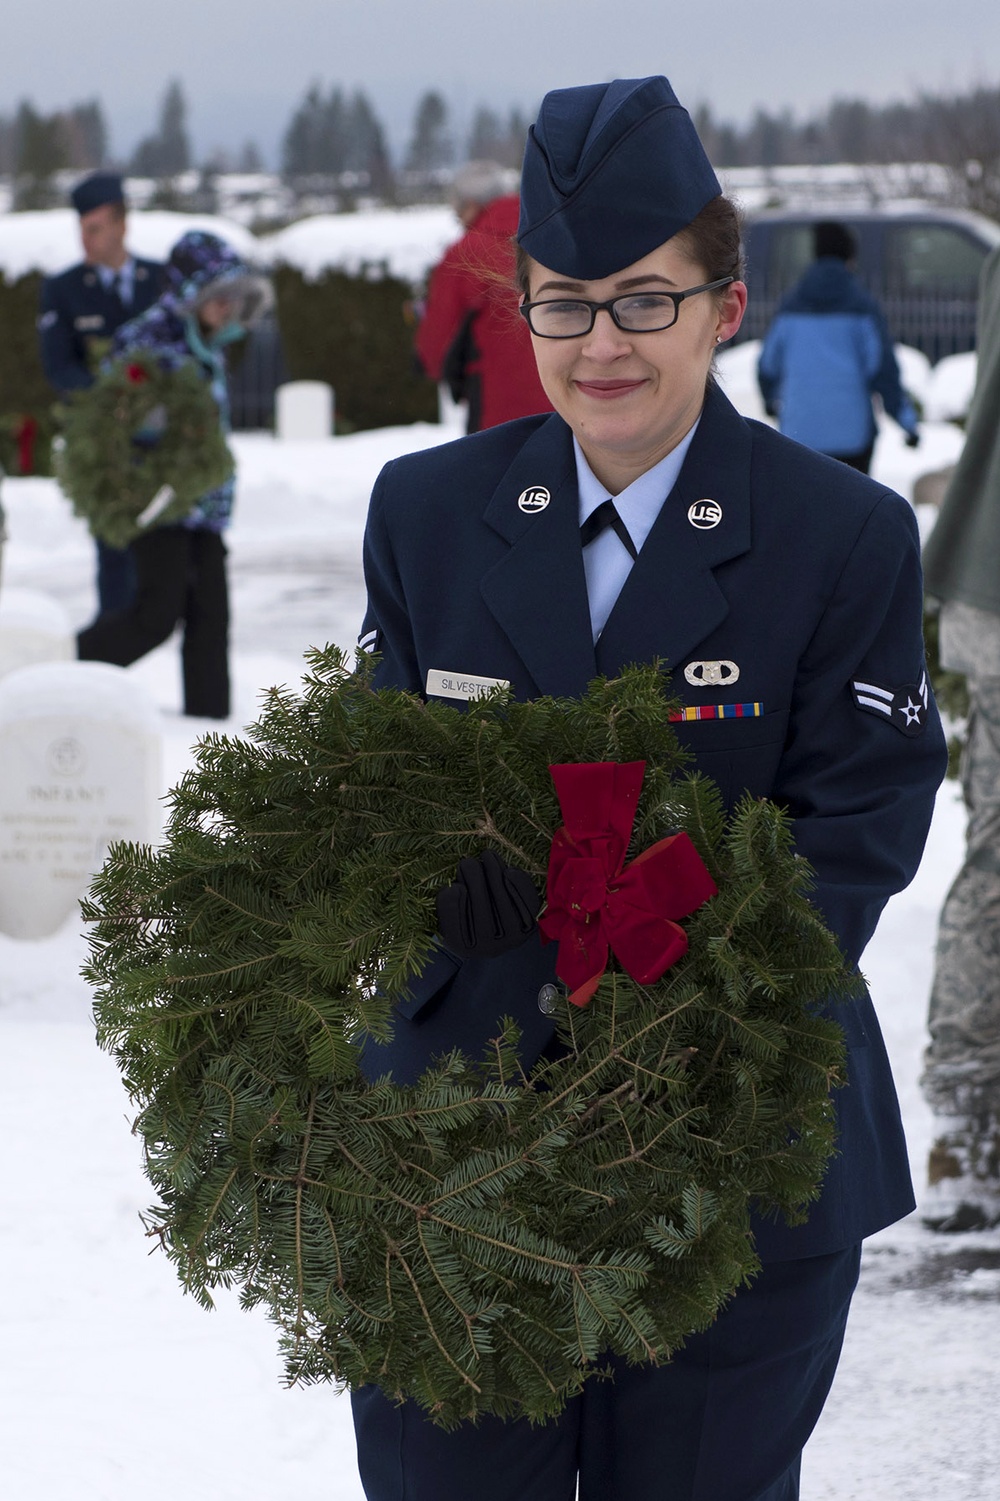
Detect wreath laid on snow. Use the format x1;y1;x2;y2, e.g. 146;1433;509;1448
85;652;853;1428
56;352;233;548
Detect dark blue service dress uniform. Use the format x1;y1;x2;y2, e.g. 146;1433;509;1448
38;255;164;394
38;255;163;611
351;383;947;1501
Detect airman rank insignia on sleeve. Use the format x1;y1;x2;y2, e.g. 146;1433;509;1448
851;670;929;737
357;627;380;655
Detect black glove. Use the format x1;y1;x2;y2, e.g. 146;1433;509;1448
436;850;541;960
905;430;920;449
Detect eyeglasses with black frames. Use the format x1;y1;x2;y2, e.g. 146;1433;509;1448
519;277;735;339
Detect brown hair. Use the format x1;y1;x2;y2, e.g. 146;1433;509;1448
674;195;745;287
514;194;744;297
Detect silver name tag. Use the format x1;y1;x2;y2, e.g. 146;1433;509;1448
426;669;510;701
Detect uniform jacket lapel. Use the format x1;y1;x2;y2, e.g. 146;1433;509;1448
595;386;754;679
480;414;598;698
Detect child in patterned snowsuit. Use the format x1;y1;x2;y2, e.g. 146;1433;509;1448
77;231;271;718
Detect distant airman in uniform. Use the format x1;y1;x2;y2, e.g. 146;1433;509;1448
38;171;164;613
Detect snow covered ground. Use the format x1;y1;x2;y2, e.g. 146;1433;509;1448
1;398;997;1501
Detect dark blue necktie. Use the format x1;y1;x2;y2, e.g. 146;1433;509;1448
580;498;638;560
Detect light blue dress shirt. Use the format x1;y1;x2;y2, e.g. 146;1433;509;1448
575;419;701;642
96;256;136;307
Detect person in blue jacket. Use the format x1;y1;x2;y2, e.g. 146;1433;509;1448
76;231;271;719
38;172;164;613
351;78;946;1501
757;220;920;473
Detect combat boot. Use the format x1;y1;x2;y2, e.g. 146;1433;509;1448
921;1114;1000;1231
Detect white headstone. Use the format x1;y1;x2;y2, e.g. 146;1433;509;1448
276;380;334;440
0;587;74;681
0;661;162;940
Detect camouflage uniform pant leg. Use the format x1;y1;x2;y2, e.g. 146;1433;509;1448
922;609;1000;1124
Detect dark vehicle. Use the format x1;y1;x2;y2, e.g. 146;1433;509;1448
737;207;1000;363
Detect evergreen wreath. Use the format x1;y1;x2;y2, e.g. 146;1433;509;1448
85;651;854;1428
56;352;233;548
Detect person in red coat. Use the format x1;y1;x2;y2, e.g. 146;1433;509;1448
415;161;553;431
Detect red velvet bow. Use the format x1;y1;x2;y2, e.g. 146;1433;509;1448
538;761;718;1008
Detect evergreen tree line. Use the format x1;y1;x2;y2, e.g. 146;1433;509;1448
279;86;531;193
2;77;999;218
0;81;528;189
0;100;107;178
694;85;1000;219
694;87;1000;171
0;83;260;184
273;79;1000;218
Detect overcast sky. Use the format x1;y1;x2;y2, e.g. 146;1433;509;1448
3;0;998;165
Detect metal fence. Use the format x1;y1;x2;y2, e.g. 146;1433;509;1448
880;294;978;365
227;313;289;431
739;288;978;364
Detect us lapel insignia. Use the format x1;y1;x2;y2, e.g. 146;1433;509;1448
518;486;550;514
688;498;722;529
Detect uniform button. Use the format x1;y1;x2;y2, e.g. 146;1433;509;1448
537;984;561;1015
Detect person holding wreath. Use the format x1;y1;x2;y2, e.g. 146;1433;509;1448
75;231;271;720
351;76;946;1501
38;171;165;614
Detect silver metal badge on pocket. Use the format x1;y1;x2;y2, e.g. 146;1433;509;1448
684;660;740;687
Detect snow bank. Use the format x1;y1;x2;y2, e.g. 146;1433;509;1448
260;206;459;283
0;209;261;280
923;351;978;423
0;202;458;287
895;344;933;407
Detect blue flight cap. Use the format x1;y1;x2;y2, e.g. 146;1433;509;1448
70;172;126;216
518;77;721;280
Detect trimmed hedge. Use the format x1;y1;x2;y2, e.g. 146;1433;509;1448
0;262;440;464
0;271;58;476
272;264;438;431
